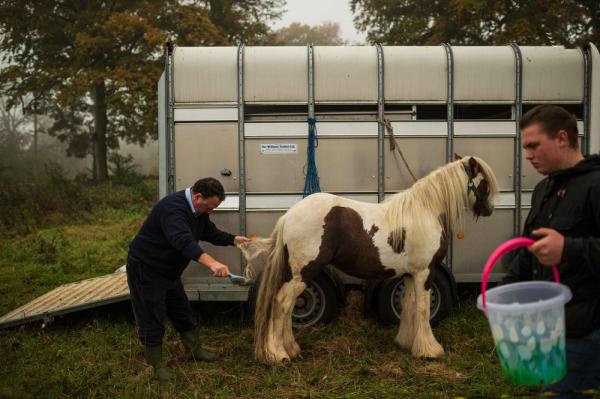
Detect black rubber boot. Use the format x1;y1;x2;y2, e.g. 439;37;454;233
180;329;219;361
144;345;176;381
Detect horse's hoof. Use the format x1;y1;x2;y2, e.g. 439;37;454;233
258;350;288;365
285;343;301;359
267;354;290;365
267;350;291;365
394;335;414;352
411;343;444;358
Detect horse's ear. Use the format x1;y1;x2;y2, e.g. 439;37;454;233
454;153;463;161
469;156;481;176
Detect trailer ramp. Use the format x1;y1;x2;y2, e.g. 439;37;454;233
0;271;130;329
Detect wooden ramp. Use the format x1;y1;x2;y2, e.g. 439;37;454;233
0;271;130;329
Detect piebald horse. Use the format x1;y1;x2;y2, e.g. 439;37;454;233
244;155;498;364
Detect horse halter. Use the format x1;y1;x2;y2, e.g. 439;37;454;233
463;162;489;203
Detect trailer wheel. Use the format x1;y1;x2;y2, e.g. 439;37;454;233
375;270;453;327
247;272;341;328
292;273;340;328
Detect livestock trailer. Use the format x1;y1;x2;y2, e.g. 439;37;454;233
158;43;600;327
1;44;599;330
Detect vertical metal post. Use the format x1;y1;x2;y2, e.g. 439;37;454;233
376;44;385;203
237;45;247;274
510;43;523;237
442;43;454;271
582;46;591;157
442;43;455;165
167;42;175;194
308;45;315;119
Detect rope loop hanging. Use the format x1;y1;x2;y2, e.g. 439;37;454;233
303;117;321;197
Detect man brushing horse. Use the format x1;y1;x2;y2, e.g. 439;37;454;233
126;177;251;381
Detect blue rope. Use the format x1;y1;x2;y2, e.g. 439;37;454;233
303;117;321;197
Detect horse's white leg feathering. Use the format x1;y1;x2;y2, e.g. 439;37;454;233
395;274;417;350
410;269;445;358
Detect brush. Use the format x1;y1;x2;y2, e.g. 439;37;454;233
228;273;254;286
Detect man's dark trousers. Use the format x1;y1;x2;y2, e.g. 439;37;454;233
541;329;600;398
126;256;196;347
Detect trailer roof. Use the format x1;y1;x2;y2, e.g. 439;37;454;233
172;45;586;104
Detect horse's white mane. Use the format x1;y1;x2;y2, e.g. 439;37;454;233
386;156;498;248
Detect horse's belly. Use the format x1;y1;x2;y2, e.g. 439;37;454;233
331;253;403;281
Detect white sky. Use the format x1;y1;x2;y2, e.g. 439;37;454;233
271;0;367;44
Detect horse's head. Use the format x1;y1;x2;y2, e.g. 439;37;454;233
455;154;498;219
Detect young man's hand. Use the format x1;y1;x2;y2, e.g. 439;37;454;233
234;236;252;245
529;228;565;266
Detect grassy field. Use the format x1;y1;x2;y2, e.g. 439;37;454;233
0;180;554;398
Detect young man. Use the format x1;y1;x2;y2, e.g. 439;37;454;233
503;105;600;397
126;177;250;381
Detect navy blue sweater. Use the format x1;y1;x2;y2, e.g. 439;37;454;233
128;190;236;281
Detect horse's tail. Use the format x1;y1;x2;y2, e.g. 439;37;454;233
254;215;288;363
238;237;273;280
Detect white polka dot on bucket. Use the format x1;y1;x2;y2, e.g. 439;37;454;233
517;344;532;360
540;338;553;354
536;320;546;335
509;327;519;343
492;324;504;340
499;342;511;359
527;336;536;351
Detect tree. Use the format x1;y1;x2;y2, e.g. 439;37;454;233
0;93;31;178
201;0;285;45
274;22;346;45
351;0;600;46
0;2;231;181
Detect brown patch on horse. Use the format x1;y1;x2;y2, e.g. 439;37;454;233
468;156;481;176
473;179;491;218
387;228;406;254
368;224;379;237
300;206;395;284
424;232;448;290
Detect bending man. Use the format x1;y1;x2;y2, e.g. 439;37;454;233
127;177;250;381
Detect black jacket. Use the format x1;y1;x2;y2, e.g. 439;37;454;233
128;190;235;281
503;154;600;337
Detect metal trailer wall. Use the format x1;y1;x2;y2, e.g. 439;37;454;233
160;45;598;295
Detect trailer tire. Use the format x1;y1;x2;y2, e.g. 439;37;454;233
247;271;341;328
292;273;340;328
375;269;453;327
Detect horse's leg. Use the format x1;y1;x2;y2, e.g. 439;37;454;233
279;277;306;359
394;274;417;351
265;279;299;364
410;268;444;358
264;270;308;364
277;250;326;360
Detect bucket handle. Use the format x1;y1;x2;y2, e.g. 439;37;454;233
481;237;560;309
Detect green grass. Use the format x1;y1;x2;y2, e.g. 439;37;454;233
0;180;559;398
0;205;147;315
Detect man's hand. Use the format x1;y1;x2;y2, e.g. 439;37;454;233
528;228;565;266
234;236;252;245
199;253;231;276
208;262;230;277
